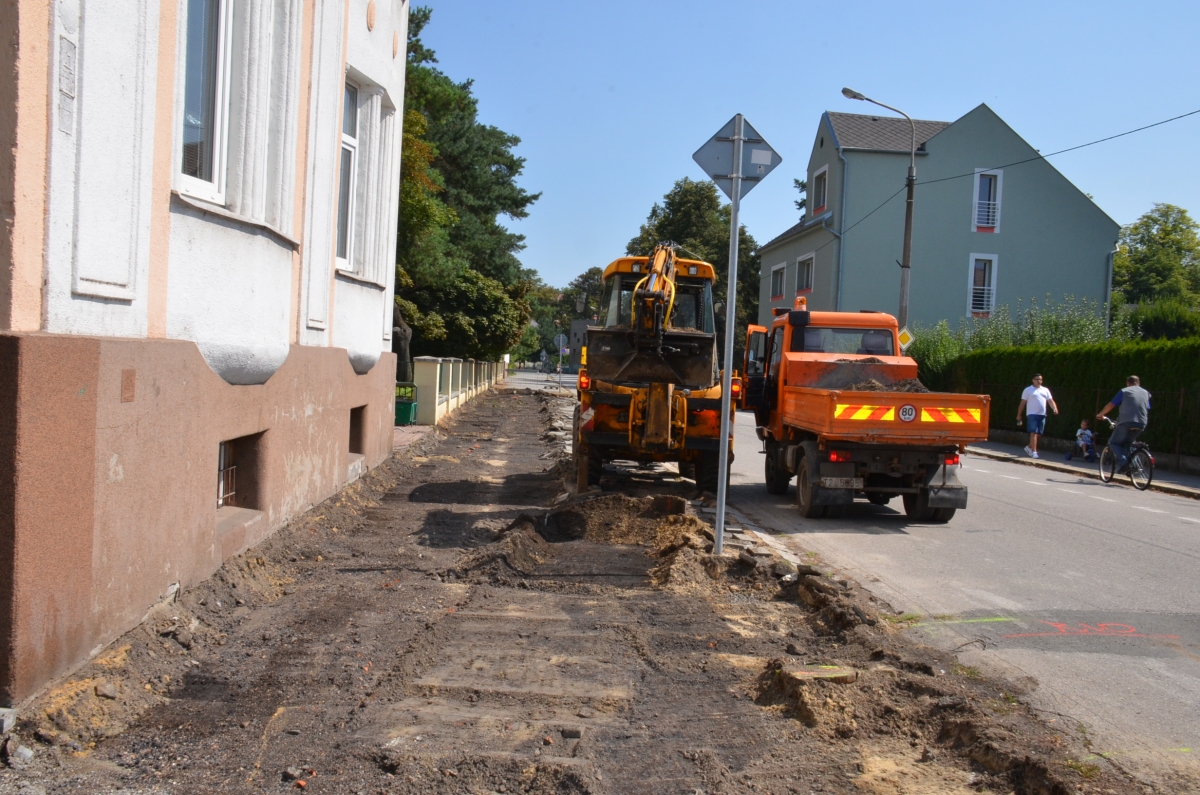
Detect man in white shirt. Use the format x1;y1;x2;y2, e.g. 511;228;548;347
1016;374;1058;458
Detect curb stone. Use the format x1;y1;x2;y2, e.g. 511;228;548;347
965;446;1200;501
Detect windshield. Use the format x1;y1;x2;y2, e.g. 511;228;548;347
599;275;713;333
789;326;895;356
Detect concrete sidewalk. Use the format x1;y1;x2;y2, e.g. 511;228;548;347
966;438;1200;499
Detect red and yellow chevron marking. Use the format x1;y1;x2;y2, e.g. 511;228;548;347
920;407;982;423
835;404;895;421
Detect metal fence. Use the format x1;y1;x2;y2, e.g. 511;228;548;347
981;382;1200;459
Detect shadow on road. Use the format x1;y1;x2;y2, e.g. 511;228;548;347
407;473;557;507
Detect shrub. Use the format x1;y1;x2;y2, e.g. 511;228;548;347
944;337;1200;456
1127;300;1200;340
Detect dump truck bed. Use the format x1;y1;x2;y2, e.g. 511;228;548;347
780;386;991;446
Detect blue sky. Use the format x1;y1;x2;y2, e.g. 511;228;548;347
417;0;1200;290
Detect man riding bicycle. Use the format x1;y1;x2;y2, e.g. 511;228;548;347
1096;375;1151;473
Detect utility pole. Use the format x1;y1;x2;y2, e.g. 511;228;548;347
842;88;916;329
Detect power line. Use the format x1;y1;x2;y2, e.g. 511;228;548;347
786;106;1200;258
918;107;1200;188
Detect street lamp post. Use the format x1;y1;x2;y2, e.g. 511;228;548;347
842;87;916;330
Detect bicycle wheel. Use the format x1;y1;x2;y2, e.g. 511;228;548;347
1128;449;1154;491
1098;446;1116;483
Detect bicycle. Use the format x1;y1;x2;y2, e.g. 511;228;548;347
1097;417;1154;491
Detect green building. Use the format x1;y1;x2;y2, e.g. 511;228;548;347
757;105;1120;329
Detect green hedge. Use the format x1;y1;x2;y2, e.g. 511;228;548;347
938;338;1200;456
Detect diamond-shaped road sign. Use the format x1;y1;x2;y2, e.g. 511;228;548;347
692;115;781;200
897;326;915;351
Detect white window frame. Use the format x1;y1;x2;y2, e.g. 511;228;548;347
336;81;359;273
971;168;1003;233
811;165;829;214
770;262;786;298
795;253;814;293
967;253;998;317
177;0;232;205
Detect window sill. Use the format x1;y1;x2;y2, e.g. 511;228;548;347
770;295;784;301
215;505;266;562
335;268;387;290
795;288;813;295
813;205;826;215
974;226;997;234
172;191;300;250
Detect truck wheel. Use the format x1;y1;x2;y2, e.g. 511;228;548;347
764;440;791;494
902;491;937;521
930;507;956;523
867;493;892;506
795;450;826;519
678;461;696;481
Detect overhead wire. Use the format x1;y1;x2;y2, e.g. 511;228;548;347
788;106;1200;258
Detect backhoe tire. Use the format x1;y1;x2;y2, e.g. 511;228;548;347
695;451;727;496
678;461;696;481
571;406;602;488
764;440;791;494
795;446;826;519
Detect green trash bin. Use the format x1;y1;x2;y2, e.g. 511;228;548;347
395;383;417;426
395;400;417;426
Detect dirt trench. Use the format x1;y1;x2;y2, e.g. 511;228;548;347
0;392;1145;795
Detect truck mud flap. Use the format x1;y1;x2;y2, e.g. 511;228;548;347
812;485;853;506
926;486;968;509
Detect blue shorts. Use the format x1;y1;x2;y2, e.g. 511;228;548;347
1026;414;1046;434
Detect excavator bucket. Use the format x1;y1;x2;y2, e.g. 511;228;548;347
584;326;717;389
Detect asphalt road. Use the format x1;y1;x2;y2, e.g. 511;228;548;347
727;410;1200;782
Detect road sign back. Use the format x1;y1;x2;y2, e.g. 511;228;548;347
692;115;781;200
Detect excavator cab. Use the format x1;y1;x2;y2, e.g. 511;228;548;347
584;246;719;389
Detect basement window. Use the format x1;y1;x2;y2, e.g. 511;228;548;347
349;405;366;455
216;433;262;509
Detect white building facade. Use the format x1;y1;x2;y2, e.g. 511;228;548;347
0;0;408;704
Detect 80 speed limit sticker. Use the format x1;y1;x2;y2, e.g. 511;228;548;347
898;404;917;423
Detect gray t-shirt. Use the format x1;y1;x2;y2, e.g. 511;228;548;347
1113;385;1151;427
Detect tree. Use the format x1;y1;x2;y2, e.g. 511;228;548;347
626;178;760;369
509;323;543;364
1112;203;1200;306
396;268;527;361
395;7;539;359
793;178;807;214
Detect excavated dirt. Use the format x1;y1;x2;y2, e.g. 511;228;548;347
843;378;931;394
0;392;1150;794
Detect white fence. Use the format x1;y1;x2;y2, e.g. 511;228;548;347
412;357;506;425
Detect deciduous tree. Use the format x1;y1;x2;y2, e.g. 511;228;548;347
1113;203;1199;306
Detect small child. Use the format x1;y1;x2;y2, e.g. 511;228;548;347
1066;419;1096;462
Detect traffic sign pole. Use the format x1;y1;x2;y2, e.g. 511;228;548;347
713;115;745;556
692;114;780;556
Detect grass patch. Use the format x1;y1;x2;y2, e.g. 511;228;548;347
882;612;923;626
1063;758;1101;780
951;662;983;679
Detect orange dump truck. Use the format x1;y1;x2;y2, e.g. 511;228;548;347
741;299;990;522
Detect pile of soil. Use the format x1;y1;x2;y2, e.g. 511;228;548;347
542;494;710;547
844;377;930;393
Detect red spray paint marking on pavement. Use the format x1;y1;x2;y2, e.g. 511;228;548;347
1004;620;1180;639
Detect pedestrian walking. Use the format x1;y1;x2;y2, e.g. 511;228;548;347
1016;374;1057;458
1096;375;1151;473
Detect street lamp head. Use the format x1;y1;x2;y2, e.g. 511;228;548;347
841;87;866;101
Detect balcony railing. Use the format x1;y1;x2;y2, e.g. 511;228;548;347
217;465;237;508
970;285;995;314
975;200;998;228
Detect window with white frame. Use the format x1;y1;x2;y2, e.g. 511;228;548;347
812;166;828;213
796;255;814;292
176;0;304;234
973;169;1002;232
968;254;997;316
770;264;785;298
180;0;231;204
334;78;397;287
336;83;358;267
